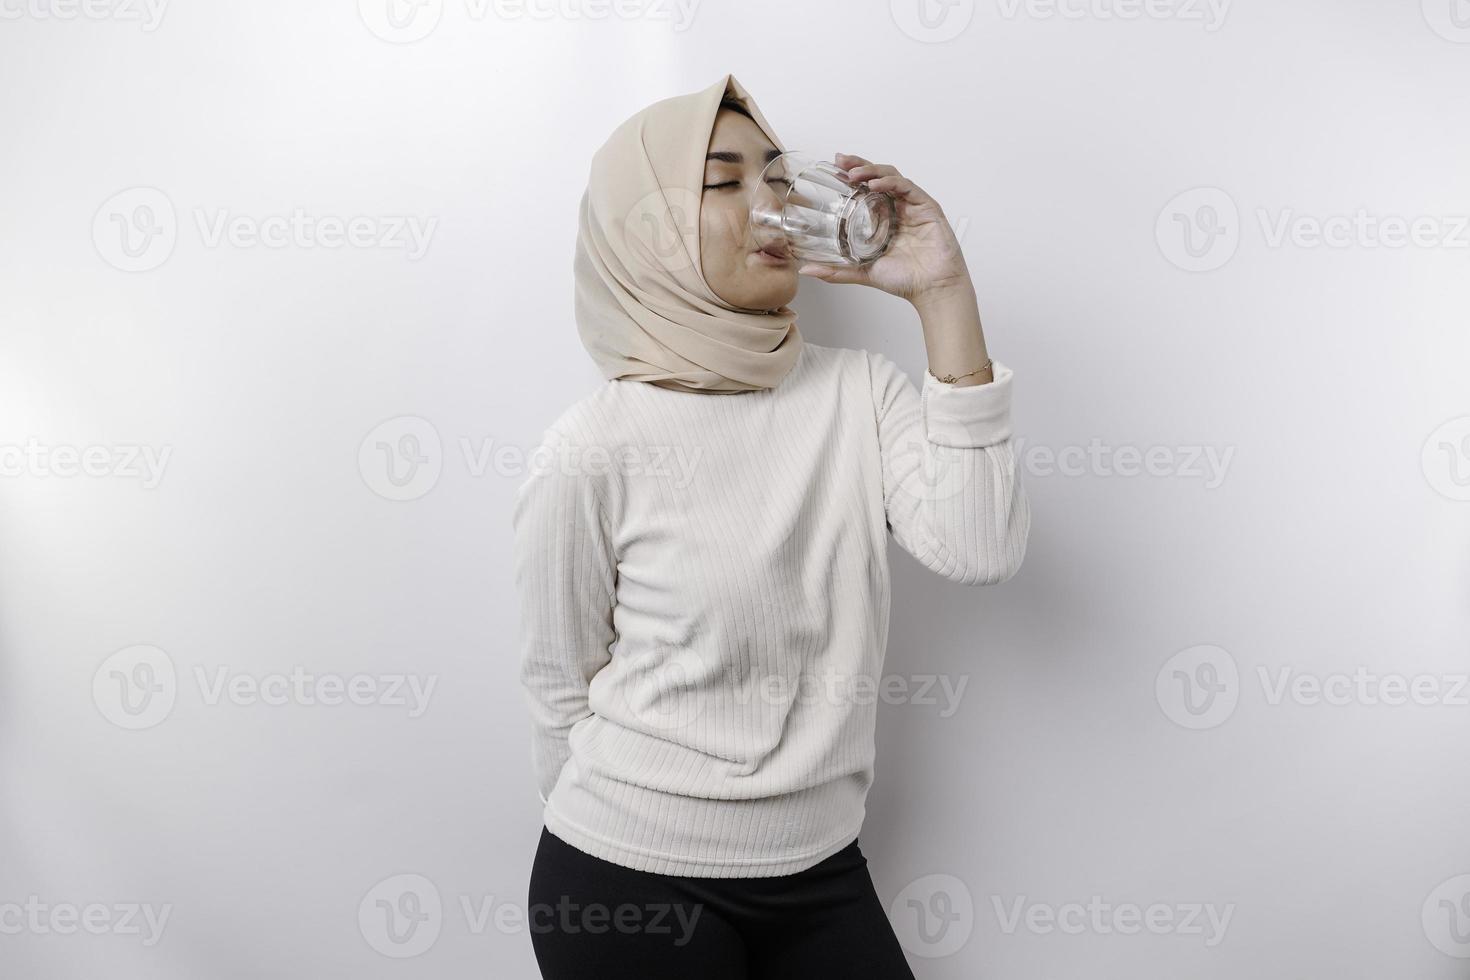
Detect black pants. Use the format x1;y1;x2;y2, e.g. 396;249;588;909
528;825;917;979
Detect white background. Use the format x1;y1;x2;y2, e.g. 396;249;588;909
2;0;1469;976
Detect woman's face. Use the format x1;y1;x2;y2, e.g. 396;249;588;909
699;108;798;311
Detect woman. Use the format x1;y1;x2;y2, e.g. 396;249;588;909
513;73;1030;979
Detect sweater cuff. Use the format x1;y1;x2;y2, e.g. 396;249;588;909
921;359;1015;448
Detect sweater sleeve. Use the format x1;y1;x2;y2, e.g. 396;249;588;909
511;424;617;806
868;350;1031;586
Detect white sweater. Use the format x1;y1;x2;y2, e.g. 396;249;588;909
512;341;1029;877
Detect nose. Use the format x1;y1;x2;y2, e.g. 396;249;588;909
751;176;785;212
748;178;787;251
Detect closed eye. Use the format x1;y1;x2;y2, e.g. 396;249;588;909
702;177;794;191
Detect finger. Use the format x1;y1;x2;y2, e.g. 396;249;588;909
845;163;901;182
862;174;933;206
836;154;902;188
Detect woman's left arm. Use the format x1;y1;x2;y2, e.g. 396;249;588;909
802;153;1030;585
865;348;1029;584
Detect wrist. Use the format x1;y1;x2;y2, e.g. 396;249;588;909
910;273;976;313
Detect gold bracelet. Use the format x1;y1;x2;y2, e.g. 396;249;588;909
934;358;992;385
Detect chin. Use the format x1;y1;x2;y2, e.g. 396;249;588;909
709;263;798;311
744;273;799;311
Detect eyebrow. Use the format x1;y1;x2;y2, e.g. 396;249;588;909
705;148;783;164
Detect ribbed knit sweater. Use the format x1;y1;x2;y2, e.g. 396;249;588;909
511;341;1030;877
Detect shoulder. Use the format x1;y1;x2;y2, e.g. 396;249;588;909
514;381;631;505
795;340;898;387
797;341;910;400
797;340;864;369
530;378;634;451
787;343;915;422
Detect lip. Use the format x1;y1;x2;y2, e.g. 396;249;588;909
752;245;792;264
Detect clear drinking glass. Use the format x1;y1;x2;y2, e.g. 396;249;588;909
749;152;897;266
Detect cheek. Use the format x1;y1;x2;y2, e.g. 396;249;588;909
700;197;749;267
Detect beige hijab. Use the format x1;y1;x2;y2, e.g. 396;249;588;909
574;73;803;394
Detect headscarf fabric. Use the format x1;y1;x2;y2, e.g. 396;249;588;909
574;73;803;394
